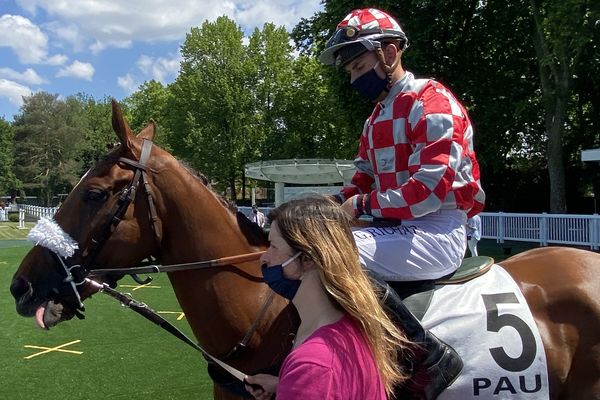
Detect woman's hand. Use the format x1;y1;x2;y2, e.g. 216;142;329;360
244;374;278;400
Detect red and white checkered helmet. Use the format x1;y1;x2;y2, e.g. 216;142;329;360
320;8;408;67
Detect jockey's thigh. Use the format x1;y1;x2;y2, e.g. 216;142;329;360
352;209;467;281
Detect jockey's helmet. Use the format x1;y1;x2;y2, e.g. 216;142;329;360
319;8;409;68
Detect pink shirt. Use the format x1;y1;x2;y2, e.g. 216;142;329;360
276;314;387;400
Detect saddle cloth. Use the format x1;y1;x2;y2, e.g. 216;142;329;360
422;264;550;399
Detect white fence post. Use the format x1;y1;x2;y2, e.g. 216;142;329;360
540;212;548;246
497;212;504;244
592;213;600;251
18;209;25;229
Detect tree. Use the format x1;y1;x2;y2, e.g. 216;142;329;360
12;92;84;205
529;0;598;212
124;80;171;150
167;17;268;199
0;117;21;197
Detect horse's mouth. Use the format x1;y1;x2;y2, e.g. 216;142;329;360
34;300;76;330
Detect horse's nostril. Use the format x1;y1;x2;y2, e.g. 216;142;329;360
10;276;32;300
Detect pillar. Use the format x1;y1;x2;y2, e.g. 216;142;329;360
275;182;285;207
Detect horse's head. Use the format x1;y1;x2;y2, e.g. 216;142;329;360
10;100;163;329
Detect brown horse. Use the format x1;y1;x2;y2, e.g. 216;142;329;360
10;101;600;399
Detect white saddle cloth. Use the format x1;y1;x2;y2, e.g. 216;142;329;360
424;264;550;399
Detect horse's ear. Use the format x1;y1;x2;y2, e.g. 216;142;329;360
137;120;156;141
111;99;133;147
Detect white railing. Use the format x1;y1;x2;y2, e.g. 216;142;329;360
0;208;8;221
18;204;59;219
11;204;599;250
480;212;600;250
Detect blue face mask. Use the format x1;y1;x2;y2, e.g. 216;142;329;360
351;63;388;101
261;252;302;300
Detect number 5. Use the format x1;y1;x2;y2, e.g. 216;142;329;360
482;293;537;372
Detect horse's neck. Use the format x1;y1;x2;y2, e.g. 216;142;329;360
155;165;254;263
152;161;269;355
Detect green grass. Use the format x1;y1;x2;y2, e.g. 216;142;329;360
475;239;539;262
0;221;36;240
0;243;214;400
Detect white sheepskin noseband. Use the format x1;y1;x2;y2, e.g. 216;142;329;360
28;217;79;258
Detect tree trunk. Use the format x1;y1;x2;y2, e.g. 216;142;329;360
545;98;567;213
529;0;568;213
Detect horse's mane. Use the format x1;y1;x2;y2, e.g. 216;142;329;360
177;159;236;212
177;159;268;247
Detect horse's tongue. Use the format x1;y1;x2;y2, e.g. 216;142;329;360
35;302;48;330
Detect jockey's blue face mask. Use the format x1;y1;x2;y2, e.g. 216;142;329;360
261;252;302;300
351;62;388;102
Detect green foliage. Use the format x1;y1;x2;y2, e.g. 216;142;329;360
12;93;84;206
0;117;22;196
7;212;19;222
69;94;115;174
123;80;172;151
166;16;254;196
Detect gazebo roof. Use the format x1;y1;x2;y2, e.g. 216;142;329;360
245;159;356;184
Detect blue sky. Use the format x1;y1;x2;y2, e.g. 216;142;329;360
0;0;323;121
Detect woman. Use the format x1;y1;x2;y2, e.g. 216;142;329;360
245;196;411;399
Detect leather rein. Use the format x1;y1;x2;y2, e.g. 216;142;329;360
53;139;273;376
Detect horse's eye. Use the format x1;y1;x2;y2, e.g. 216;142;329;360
85;189;108;202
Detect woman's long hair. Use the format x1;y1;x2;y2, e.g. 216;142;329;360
269;196;411;395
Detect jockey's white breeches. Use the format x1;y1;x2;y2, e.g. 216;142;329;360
352;209;467;281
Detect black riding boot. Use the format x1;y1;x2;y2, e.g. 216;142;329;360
369;273;463;400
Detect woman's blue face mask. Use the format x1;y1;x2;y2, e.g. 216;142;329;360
351;62;388;101
261;252;302;300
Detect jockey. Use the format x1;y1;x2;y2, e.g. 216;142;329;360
320;8;485;399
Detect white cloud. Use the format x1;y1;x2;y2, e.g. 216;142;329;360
117;73;139;94
89;39;131;55
137;54;181;82
0;67;47;85
56;60;95;80
0;14;48;63
44;21;86;52
45;54;68;66
13;1;323;54
0;79;33;106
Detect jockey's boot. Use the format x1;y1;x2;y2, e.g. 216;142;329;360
369;273;463;400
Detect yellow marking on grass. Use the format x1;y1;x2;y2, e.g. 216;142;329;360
119;283;162;291
24;340;83;359
157;311;186;320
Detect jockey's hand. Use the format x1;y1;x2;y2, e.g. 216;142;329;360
341;196;358;218
244;374;277;400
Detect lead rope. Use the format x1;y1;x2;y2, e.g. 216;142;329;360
85;278;254;381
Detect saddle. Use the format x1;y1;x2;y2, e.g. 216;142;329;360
388;256;494;321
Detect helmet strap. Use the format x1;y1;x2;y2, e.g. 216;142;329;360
375;46;400;89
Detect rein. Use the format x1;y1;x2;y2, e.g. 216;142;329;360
88;251;265;277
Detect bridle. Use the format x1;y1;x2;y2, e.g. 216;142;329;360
40;138;276;387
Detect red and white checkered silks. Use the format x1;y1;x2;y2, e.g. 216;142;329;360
340;72;486;220
337;8;404;33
